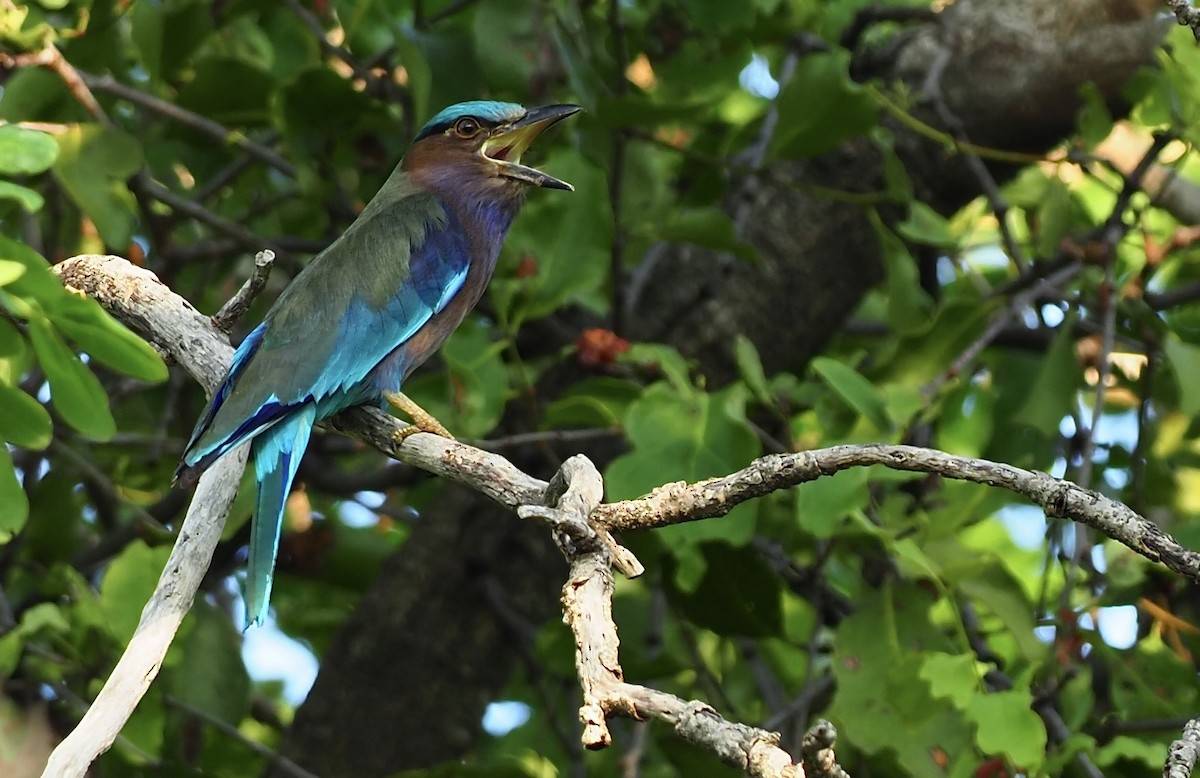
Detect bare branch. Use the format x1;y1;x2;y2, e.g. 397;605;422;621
922;262;1082;399
46;253;1200;777
164;696;320;778
40;448;247;778
1166;718;1200;778
594;446;1200;584
544;456;818;777
212;250;277;332
1166;0;1200;40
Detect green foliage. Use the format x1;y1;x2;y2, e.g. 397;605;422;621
771;49;877;159
0;1;1196;776
52;124;143;248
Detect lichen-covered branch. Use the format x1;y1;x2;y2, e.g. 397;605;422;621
1167;0;1200;40
593;445;1200;583
45;253;1200;778
542;457;823;777
1166;718;1200;778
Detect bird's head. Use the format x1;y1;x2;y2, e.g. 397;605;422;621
402;101;582;193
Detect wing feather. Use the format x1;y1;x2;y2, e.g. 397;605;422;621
181;178;471;473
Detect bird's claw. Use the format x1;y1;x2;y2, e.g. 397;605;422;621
383;390;456;444
391;418;455;445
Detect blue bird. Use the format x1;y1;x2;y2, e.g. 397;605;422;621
176;101;581;626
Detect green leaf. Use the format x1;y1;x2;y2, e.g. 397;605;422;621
1165;333;1200;416
168;602;251;724
1095;735;1169;768
27;316;116;440
0;125;58;174
966;690;1047;770
938;381;995;457
403;318;507;439
1012;314;1079;434
545;377;641;428
666;541;782;637
0;232;62;307
869;211;933;333
472;0;540;91
0;69;70;121
896;200;956;248
100;541;173;644
920;652;980;709
734;335;773;408
623;343;694;398
18;602;69;635
955;563;1044;661
52;124;142;248
0;444;27;537
794;467;868;539
497;150;611;322
687;0;755;29
0;317;30;385
178;58;275;127
281;67;377;146
1034;178;1078;258
0;180;43;212
0;383;51;449
393;31;432;124
49;293;167;383
0;258;25;286
129;0;164;83
890;298;996;387
130;0;211;83
771;50;877;159
811;357;891;432
115;684;164;763
607;382;760;548
1077;82;1114;149
660;207;755;261
830;586;971;775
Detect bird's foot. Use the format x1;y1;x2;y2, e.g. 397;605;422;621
383;390;456;443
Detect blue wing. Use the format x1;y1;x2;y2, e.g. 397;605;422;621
178;179;470;479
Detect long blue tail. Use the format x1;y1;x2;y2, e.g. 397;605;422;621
246;405;316;627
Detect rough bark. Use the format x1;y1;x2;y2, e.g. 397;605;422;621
272;2;1167;775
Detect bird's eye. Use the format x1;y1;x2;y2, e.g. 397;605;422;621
453;117;481;138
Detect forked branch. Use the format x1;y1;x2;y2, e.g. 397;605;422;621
43;254;1200;778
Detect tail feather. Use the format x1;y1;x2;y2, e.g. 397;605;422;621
246;404;316;627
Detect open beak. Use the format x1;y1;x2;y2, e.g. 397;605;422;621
481;104;582;191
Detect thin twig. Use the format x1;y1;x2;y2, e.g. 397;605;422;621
283;0;391;97
139;179;287;258
424;0;483;27
921;262;1082;399
165;696;321;778
79;73;296;178
922;46;1027;271
0;44;108;123
212;250;276;332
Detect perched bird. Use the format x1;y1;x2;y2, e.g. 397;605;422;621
176;101;581;626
